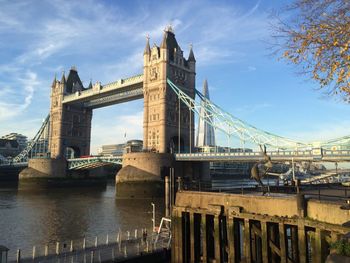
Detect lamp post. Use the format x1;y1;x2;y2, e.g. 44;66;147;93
151;202;155;232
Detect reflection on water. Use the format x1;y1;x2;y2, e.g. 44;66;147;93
0;180;164;253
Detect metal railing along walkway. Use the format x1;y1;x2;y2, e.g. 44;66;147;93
10;228;170;263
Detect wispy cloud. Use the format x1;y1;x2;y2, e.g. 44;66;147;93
4;0;335;152
0;70;39;121
286;120;350;143
234;103;272;115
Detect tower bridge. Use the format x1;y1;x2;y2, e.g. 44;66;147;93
2;27;350;197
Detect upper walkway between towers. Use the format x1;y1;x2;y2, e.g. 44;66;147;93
62;74;143;109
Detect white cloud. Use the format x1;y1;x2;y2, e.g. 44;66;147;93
0;71;39;121
234;103;272;114
286;120;350;143
248;66;257;72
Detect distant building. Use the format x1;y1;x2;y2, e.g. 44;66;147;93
196;145;253;153
0;139;20;158
98;140;143;156
98;144;125;156
196;79;216;147
124;140;143;153
1;133;27;150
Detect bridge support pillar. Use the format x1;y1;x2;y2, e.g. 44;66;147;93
116;152;175;198
19;158;67;179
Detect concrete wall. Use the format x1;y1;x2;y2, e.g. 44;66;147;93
19;158;67;178
307;200;350;225
176;191;300;218
175;191;350;226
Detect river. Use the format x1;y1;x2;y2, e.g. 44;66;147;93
0;180;164;259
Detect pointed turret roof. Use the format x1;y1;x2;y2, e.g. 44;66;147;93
88;80;93;89
160;27;179;61
51;74;57;87
188;44;196;62
144;35;151;55
61;72;66;84
66;66;84;93
160;30;167;49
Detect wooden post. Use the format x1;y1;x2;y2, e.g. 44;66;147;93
298;223;306;263
177;209;183;263
45;245;49;256
227;218;235;263
261;222;268;263
214;215;221;262
70;240;74;252
244;218;251;263
314;228;323;263
278;223;287;263
202;214;207;263
190;212;195;263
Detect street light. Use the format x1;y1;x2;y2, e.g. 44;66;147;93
151;202;155;232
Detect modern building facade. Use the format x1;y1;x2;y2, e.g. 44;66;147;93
1;133;27;150
98;140;143;156
0;139;20;158
196;79;215;147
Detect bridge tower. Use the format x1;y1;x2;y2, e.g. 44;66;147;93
143;27;196;153
49;67;93;159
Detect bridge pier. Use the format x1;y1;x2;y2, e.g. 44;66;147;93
19;158;67;179
18;158;108;189
115;153;211;198
116;153;174;198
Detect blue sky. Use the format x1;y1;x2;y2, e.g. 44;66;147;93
1;0;350;153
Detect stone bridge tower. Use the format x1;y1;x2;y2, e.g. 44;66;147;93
49;67;93;159
143;27;196;153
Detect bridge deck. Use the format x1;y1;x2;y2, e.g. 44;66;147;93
62;74;143;109
175;149;350;162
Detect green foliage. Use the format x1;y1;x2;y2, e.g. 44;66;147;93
331;239;350;256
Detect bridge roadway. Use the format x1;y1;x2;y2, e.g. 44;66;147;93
2;149;350;170
175;149;350;162
62;74;143;109
67;156;122;170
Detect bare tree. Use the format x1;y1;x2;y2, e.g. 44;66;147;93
272;0;350;100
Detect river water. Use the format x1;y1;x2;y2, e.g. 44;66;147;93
0;181;164;259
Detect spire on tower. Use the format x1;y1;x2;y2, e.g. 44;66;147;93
51;74;57;87
188;44;196;62
88;79;93;89
144;35;151;55
61;71;66;84
160;30;167;49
